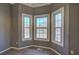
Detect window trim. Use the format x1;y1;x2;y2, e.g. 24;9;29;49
22;13;32;41
34;14;50;41
51;7;64;47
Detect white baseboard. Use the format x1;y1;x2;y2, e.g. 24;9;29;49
10;45;61;55
0;47;11;54
0;45;61;55
10;45;33;50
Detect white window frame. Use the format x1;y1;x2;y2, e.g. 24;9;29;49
34;14;50;41
51;7;64;47
22;13;32;41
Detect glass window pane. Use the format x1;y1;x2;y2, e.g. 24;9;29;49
24;16;30;27
37;34;39;38
55;28;61;42
55;13;62;27
44;34;47;38
24;28;30;38
24;34;29;38
36;17;47;27
36;29;47;38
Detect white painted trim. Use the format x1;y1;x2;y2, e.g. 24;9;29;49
10;45;61;55
0;47;11;54
0;45;61;55
10;45;33;50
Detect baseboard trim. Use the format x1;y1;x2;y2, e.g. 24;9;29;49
10;45;33;50
10;45;61;55
0;45;61;55
0;47;11;54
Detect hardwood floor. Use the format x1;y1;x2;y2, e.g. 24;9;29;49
0;47;57;55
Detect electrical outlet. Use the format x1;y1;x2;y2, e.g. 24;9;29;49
70;50;74;54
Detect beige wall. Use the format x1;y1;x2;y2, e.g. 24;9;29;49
69;4;79;54
10;4;19;47
0;4;11;52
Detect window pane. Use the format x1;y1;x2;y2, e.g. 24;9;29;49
36;17;47;27
24;34;29;38
55;28;61;42
24;28;30;38
24;16;30;27
55;13;62;27
36;29;47;38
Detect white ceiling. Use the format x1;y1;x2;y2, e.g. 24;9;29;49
22;3;51;7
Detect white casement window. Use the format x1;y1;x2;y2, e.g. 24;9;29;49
34;14;49;41
52;7;64;46
22;13;32;41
